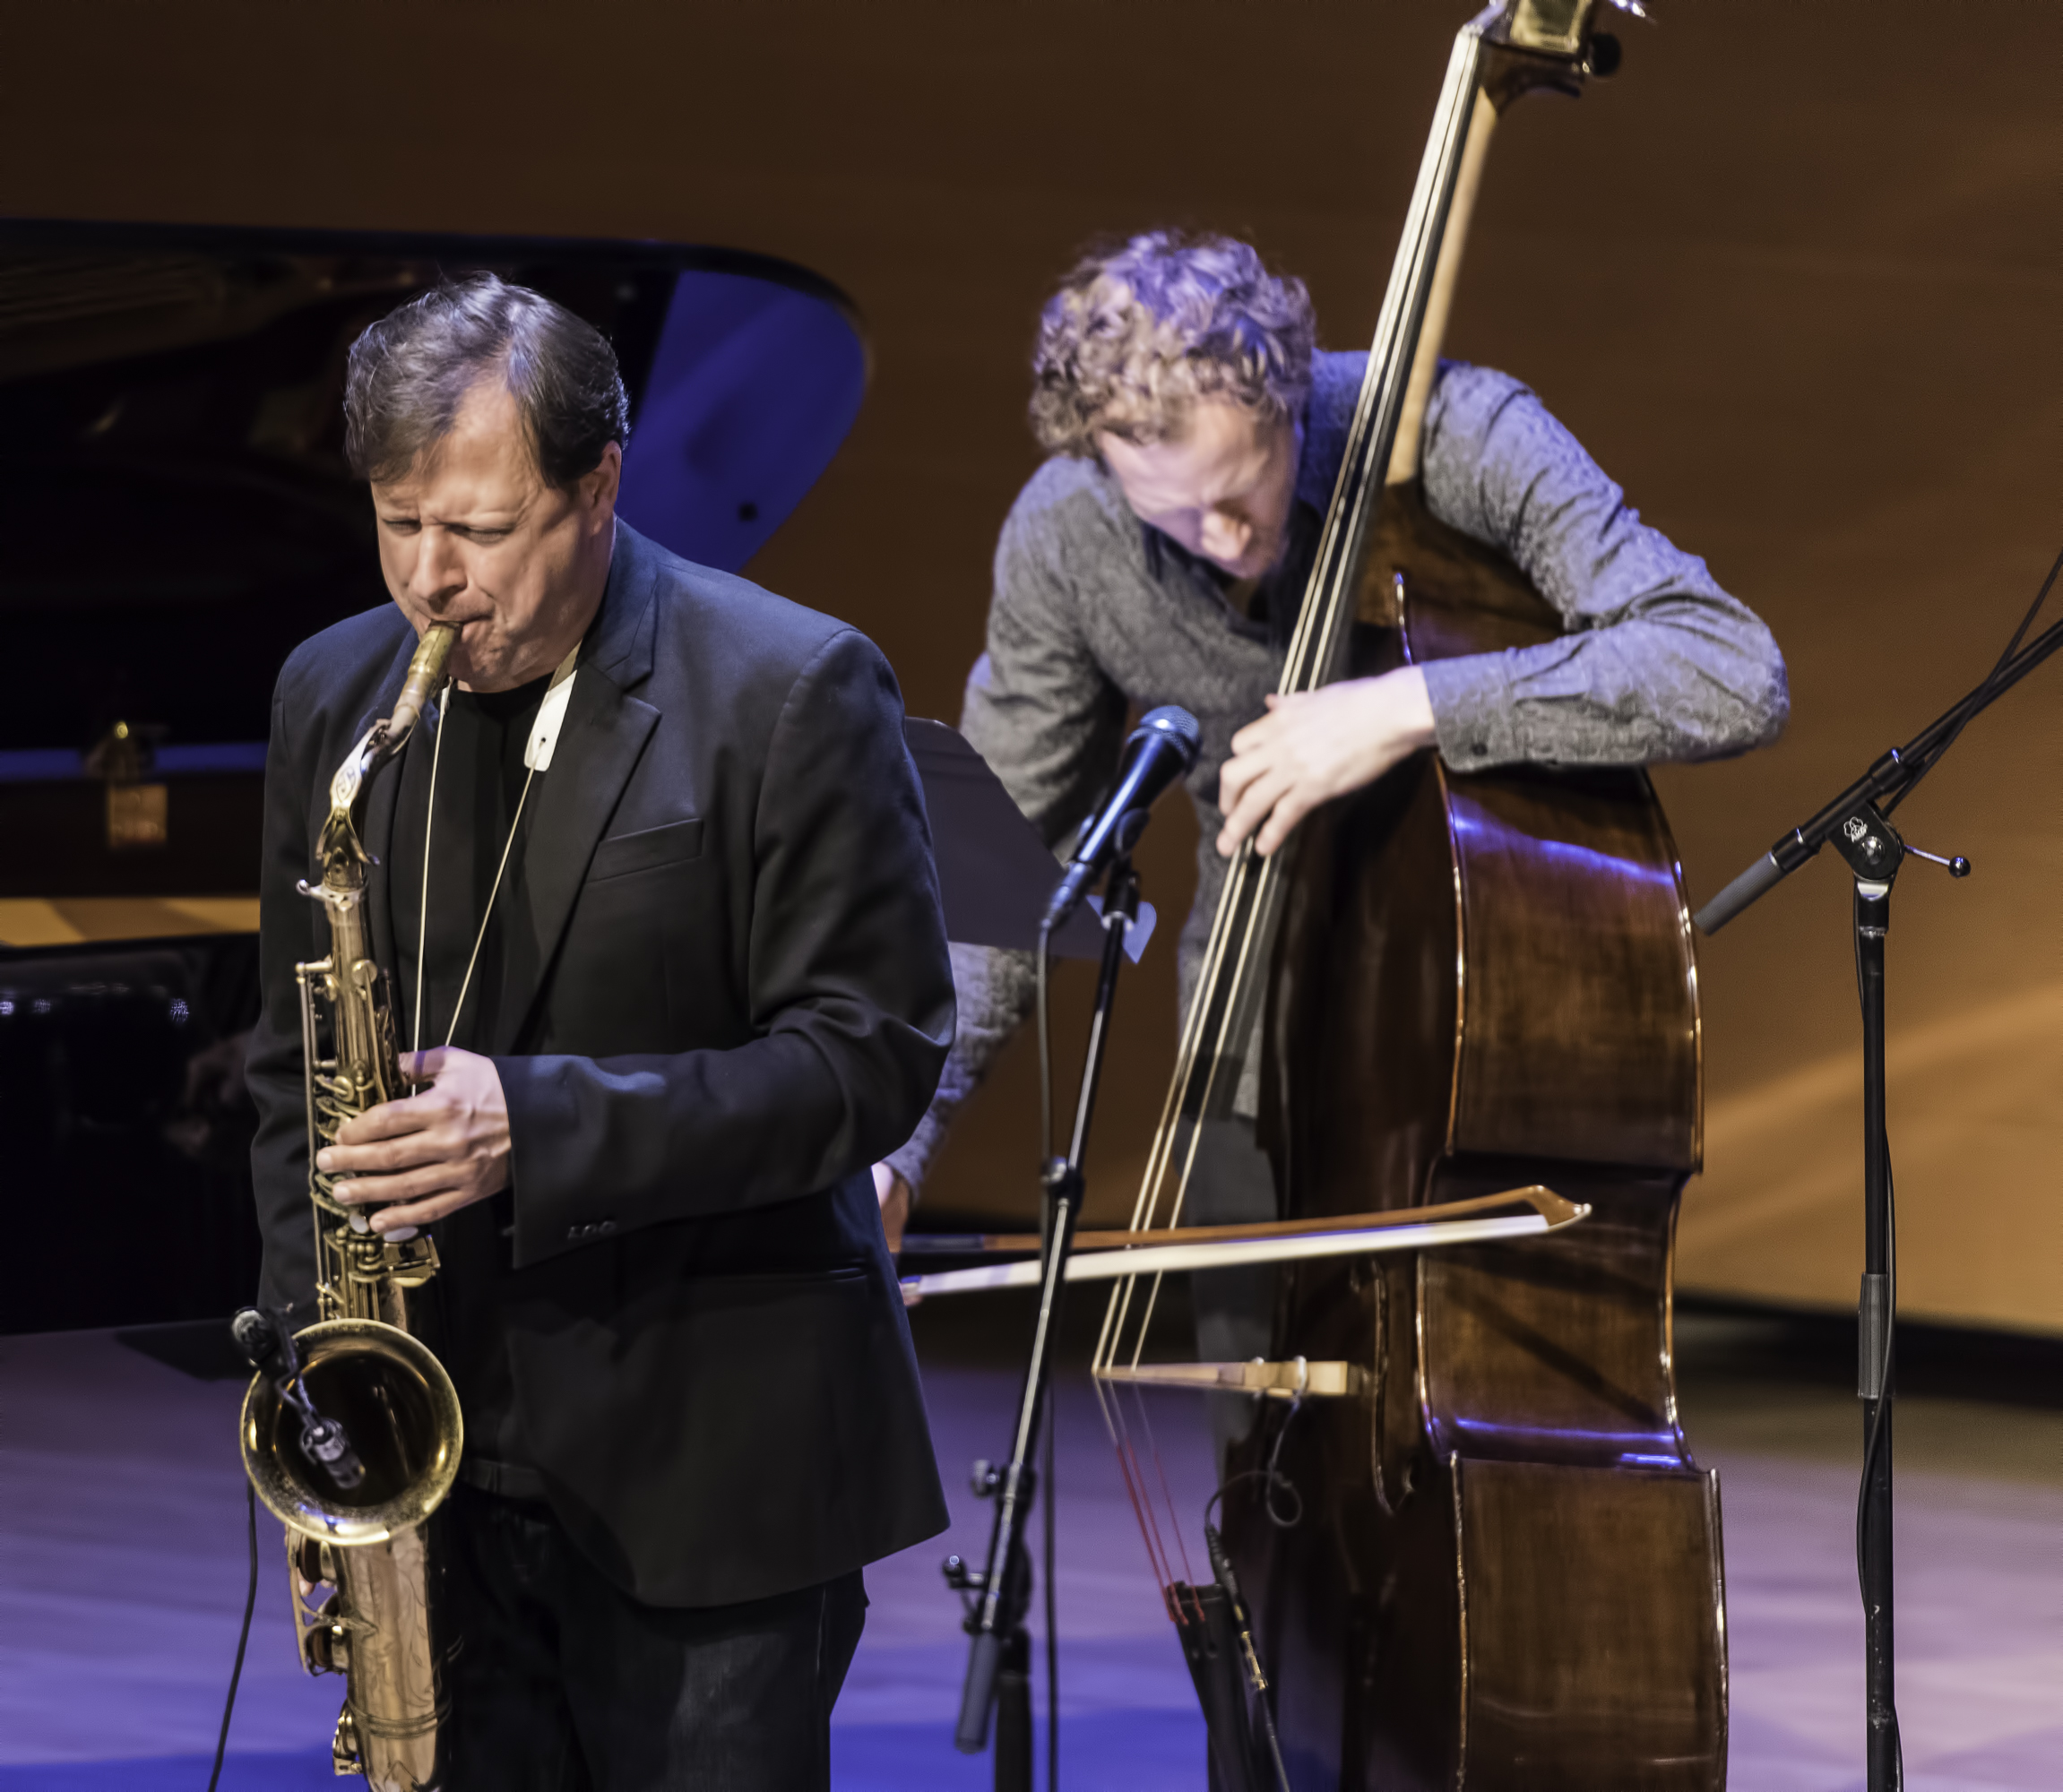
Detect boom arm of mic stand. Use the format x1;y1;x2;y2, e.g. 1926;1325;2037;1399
1693;845;1794;935
1695;608;2063;935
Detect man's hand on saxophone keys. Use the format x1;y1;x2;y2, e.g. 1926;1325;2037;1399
318;1046;513;1233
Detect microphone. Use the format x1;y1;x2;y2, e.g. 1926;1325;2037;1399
1042;706;1201;933
234;1306;366;1492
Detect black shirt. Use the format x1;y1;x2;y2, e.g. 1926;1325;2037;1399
390;671;551;1489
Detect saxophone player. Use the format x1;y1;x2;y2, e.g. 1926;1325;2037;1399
245;274;954;1788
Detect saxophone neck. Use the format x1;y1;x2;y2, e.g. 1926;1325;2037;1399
390;621;460;743
315;623;459;888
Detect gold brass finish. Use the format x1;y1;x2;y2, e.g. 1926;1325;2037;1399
239;1319;462;1546
238;621;463;1791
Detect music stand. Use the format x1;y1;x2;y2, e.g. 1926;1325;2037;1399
905;719;1154;961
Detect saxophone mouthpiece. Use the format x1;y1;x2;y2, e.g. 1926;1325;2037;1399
390;623;459;741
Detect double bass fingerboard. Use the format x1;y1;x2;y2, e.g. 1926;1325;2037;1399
1092;13;1503;1385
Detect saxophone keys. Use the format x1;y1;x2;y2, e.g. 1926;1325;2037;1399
332;1710;361;1774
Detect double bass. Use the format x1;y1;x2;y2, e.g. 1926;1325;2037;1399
1090;4;1727;1786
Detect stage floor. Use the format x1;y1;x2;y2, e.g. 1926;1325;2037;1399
1;1310;2056;1788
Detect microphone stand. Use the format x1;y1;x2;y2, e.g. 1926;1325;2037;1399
1693;586;2060;933
1694;556;2060;1792
950;857;1142;1789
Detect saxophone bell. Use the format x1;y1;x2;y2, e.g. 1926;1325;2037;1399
238;1318;462;1548
237;1317;462;1790
235;1306;368;1491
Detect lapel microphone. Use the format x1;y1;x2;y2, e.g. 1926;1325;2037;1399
1041;705;1202;933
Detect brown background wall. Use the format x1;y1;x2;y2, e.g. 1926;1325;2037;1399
5;1;2058;1328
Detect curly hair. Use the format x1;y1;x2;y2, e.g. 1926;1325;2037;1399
1028;232;1316;457
343;272;630;490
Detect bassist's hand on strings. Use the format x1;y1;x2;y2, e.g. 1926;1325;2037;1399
318;1047;513;1233
1217;665;1436;857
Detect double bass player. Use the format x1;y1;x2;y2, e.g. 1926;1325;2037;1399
874;231;1789;1460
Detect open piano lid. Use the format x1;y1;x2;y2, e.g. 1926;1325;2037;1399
0;218;868;939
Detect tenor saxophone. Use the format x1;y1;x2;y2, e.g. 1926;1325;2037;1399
238;622;464;1791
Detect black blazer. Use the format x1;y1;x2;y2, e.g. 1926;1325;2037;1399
247;522;954;1607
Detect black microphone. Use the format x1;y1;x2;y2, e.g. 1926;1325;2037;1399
234;1305;365;1492
1042;706;1201;933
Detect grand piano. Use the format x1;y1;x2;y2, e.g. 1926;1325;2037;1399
0;220;869;1332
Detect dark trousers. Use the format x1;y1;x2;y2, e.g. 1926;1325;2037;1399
442;1483;867;1791
1183;1116;1281;1473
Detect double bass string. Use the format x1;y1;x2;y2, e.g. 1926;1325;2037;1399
1091;1364;1186;1607
1132;1380;1203;1595
1106;1394;1180;1611
1090;30;1479;1432
1092;21;1485;1357
1090;1368;1205;1625
1130;1379;1201;1587
1090;16;1493;1598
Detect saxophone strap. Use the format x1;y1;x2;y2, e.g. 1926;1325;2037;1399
414;642;582;1058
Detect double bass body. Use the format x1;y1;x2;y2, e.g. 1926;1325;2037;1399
1231;492;1727;1788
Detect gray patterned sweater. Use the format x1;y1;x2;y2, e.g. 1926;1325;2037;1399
885;355;1787;1190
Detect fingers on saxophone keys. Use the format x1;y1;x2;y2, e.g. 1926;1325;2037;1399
333;1104;425;1150
325;1177;379;1218
336;1171;433;1210
372;1194;454;1234
319;1134;428;1176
